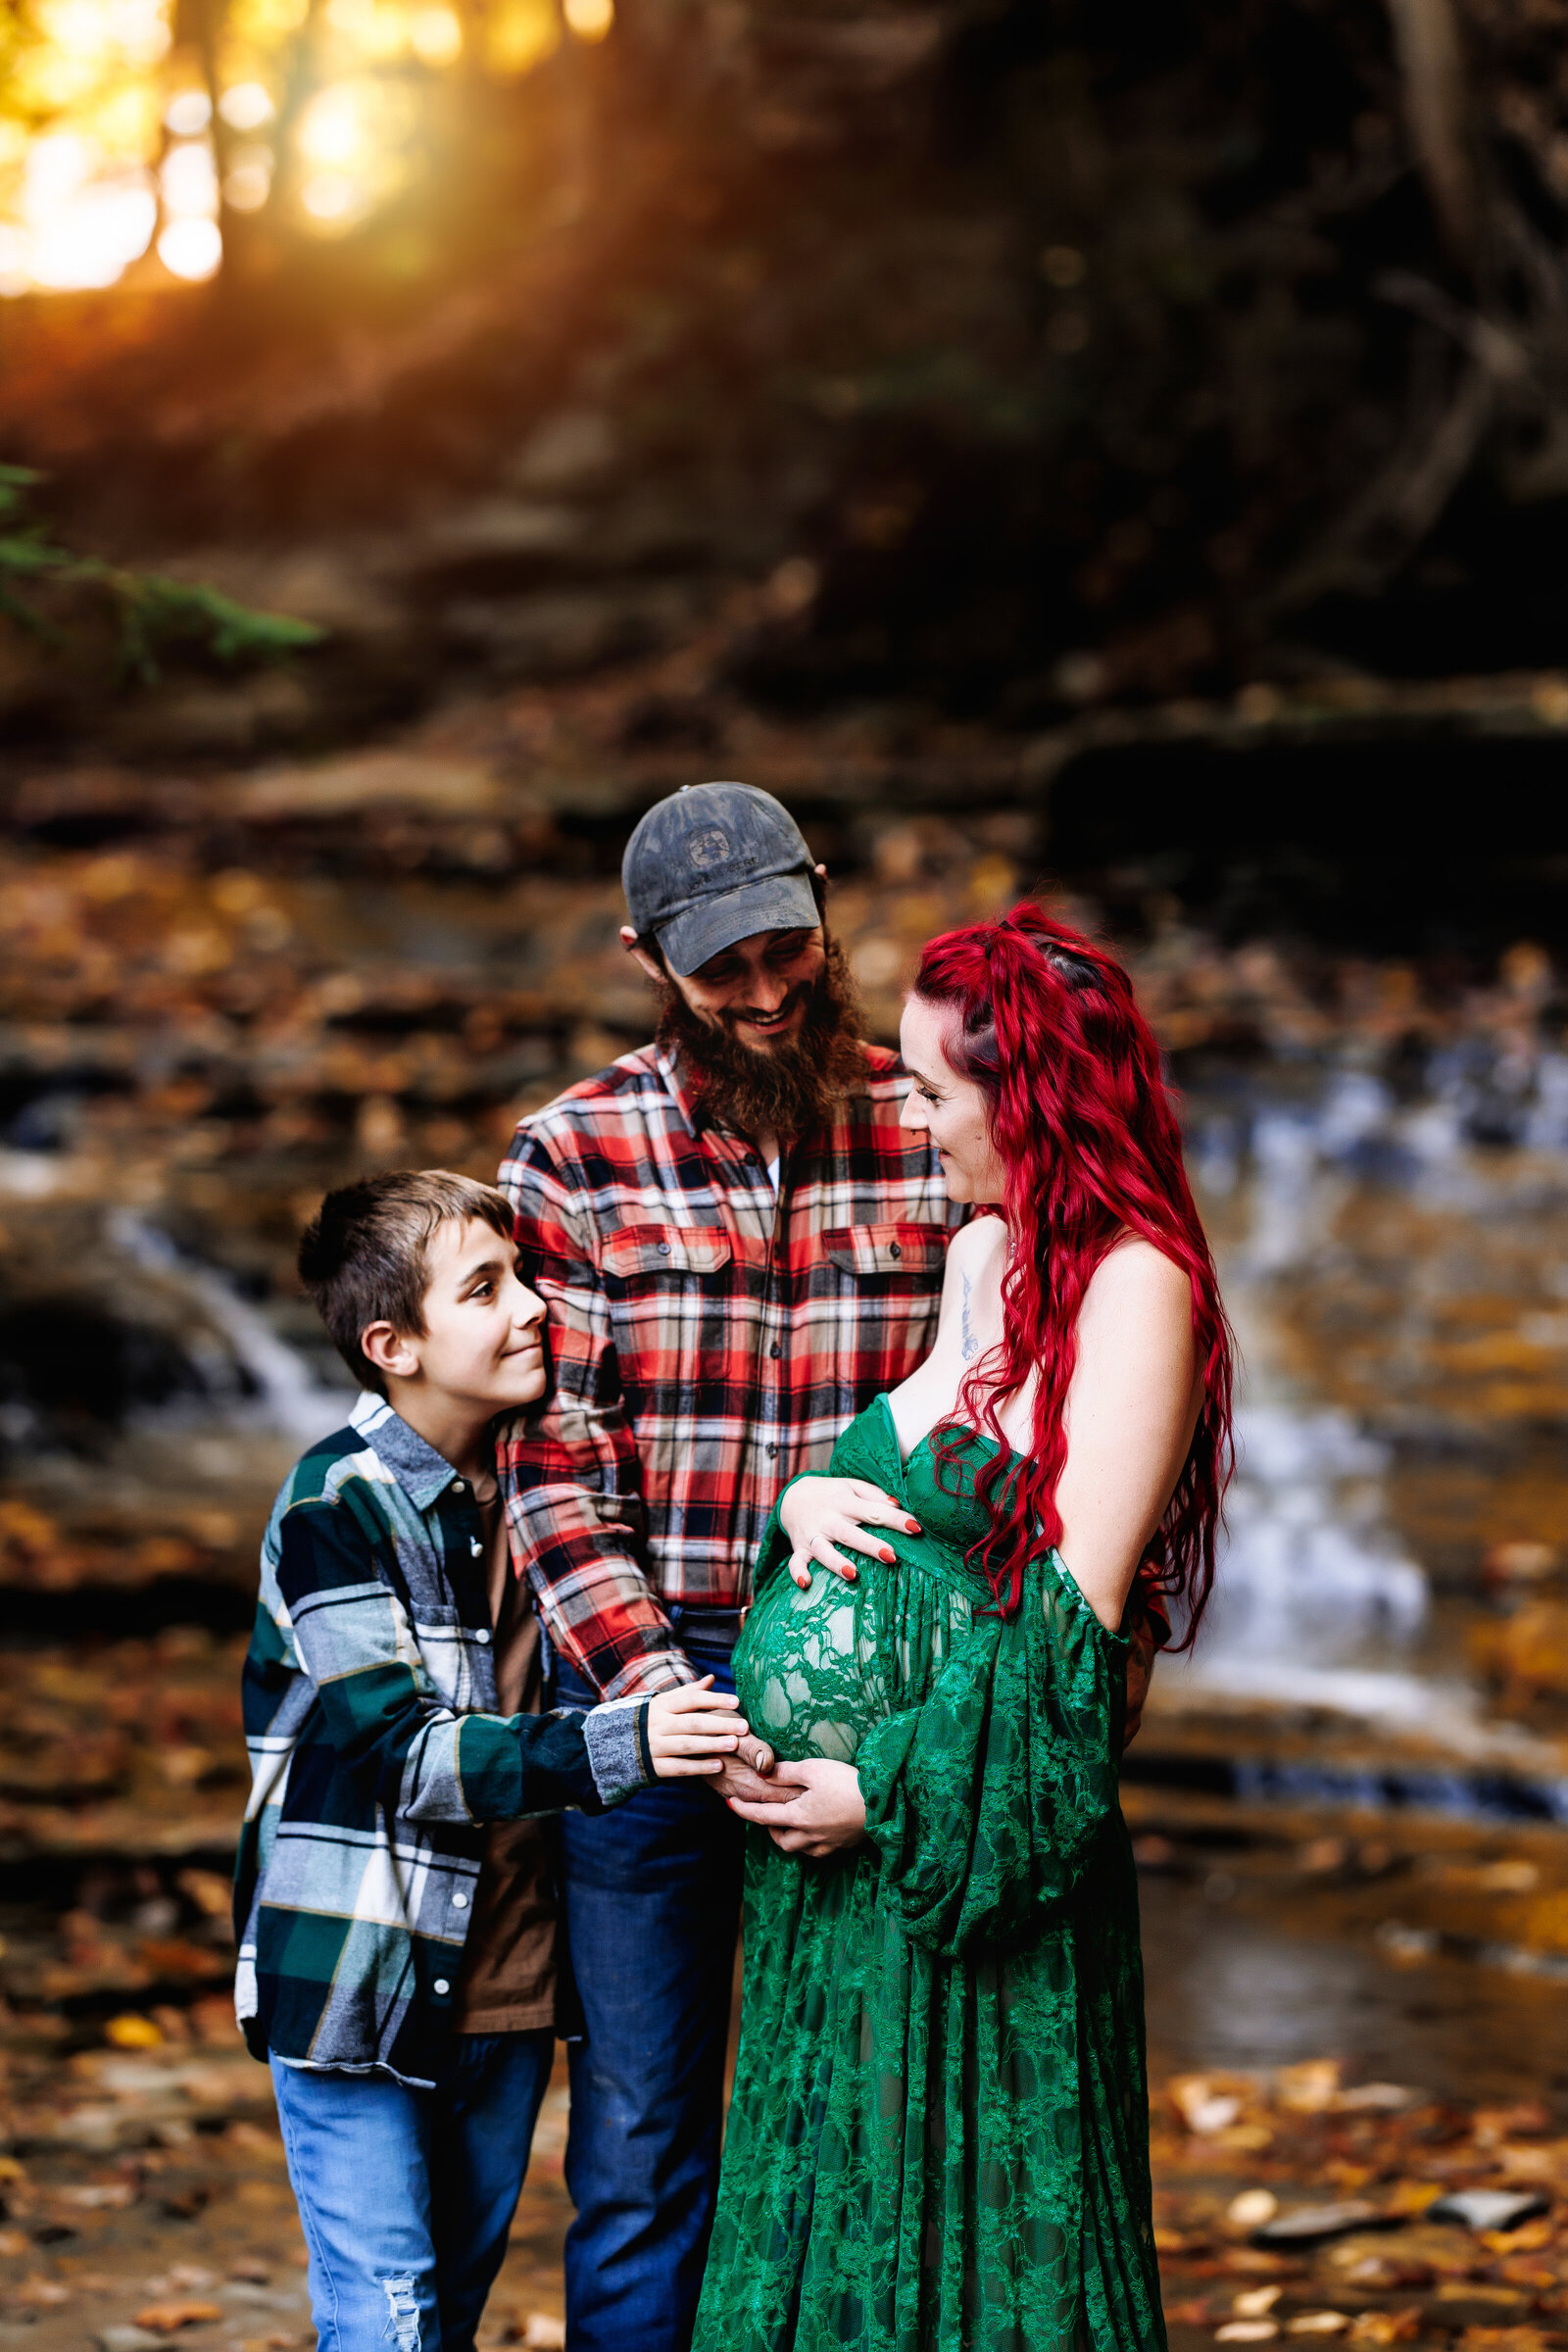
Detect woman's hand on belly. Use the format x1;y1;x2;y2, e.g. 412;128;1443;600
779;1476;922;1591
725;1757;867;1856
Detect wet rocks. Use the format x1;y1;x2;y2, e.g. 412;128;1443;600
1429;2196;1553;2235
1255;2207;1392;2248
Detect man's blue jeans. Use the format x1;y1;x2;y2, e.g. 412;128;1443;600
555;1611;745;2352
270;2031;555;2352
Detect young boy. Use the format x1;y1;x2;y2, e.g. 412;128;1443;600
232;1170;750;2352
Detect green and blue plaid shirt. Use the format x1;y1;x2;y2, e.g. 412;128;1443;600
233;1392;654;2086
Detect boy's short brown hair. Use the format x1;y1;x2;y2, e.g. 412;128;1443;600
298;1170;517;1395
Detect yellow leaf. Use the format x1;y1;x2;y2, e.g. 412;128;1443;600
105;2012;164;2048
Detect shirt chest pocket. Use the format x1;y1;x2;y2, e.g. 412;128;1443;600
820;1221;948;1286
601;1224;739;1395
602;1223;734;1285
817;1221;950;1393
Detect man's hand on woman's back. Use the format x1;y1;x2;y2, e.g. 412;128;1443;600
1122;1607;1158;1750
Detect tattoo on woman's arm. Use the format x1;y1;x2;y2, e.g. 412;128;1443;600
959;1272;978;1362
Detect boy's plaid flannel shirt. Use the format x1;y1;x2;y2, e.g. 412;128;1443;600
496;1042;967;1697
233;1393;655;2087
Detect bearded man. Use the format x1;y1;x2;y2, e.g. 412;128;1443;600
495;783;965;2352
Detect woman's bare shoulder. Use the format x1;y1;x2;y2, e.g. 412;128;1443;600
945;1212;1007;1273
1083;1235;1194;1321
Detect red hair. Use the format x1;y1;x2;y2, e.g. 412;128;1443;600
914;903;1233;1644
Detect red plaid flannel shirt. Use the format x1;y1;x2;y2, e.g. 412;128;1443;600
496;1043;967;1699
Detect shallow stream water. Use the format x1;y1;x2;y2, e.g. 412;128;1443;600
20;1062;1568;2103
1133;1073;1568;2105
4;823;1568;2113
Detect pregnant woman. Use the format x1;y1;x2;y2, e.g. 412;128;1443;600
693;906;1234;2352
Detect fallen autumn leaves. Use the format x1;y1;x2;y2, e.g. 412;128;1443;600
1155;2062;1568;2352
0;765;1567;2343
0;2026;1554;2352
0;2010;572;2351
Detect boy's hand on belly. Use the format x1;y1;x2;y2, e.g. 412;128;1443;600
725;1757;866;1856
647;1679;760;1778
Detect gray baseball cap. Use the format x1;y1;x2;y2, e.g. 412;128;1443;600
621;782;820;976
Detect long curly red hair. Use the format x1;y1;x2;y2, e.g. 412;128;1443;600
915;902;1234;1643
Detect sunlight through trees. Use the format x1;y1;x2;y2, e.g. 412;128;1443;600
0;0;604;293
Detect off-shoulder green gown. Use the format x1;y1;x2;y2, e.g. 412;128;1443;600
692;1395;1165;2352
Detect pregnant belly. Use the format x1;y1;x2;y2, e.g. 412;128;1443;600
735;1571;878;1765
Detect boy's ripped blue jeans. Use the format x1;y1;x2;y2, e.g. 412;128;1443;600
270;2032;555;2352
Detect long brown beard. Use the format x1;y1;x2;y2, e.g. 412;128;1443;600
656;935;869;1139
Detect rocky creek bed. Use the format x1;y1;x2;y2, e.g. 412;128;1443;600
2;721;1568;2337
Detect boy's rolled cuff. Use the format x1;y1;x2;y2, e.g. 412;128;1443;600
581;1694;657;1806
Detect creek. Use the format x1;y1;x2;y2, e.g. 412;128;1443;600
1;760;1566;2110
11;1054;1565;2104
1140;1071;1568;2103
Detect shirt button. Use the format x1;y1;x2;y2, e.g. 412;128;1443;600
889;1242;902;1259
658;1242;671;1254
451;1892;468;1910
433;1979;451;1996
765;1443;777;1458
469;1538;482;1557
452;1480;466;1494
474;1629;491;1644
769;1342;781;1359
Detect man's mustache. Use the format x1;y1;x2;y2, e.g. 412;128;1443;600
714;984;811;1034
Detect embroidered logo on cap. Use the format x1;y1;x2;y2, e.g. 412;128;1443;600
687;826;731;869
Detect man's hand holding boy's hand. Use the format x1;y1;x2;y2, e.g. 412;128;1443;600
709;1745;788;1805
647;1678;772;1781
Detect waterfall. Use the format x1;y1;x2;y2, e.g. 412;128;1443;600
108;1211;353;1445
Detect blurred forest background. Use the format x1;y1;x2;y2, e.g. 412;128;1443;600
14;0;1568;752
3;4;1568;2349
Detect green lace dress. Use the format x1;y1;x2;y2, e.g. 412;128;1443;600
692;1394;1164;2352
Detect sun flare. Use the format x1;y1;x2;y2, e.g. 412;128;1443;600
0;0;561;291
